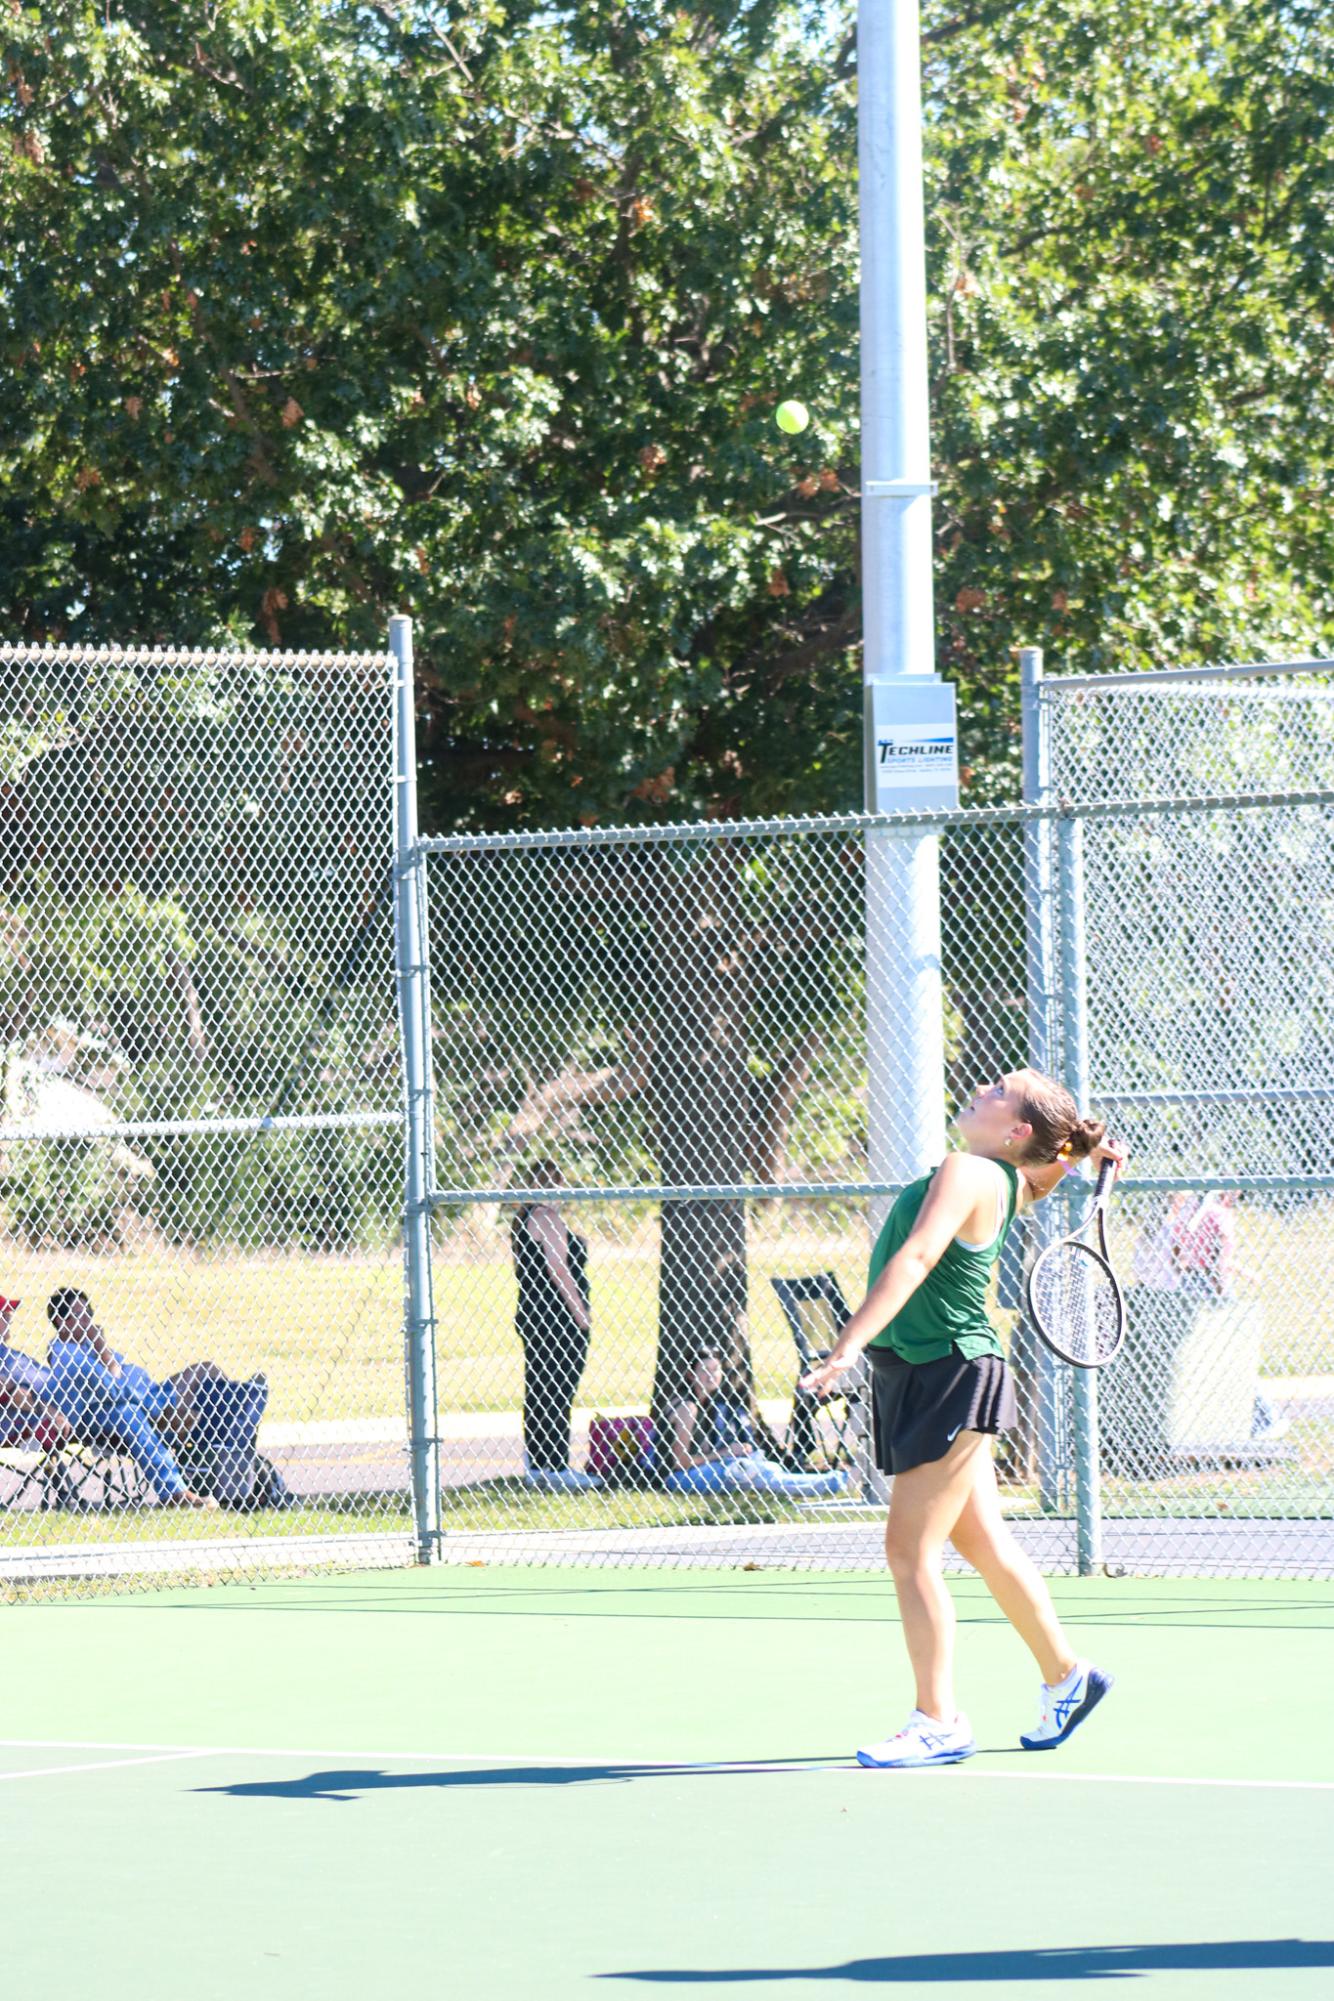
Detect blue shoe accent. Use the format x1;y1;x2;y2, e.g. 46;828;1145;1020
1021;1667;1115;1751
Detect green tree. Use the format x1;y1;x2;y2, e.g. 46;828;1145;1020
924;0;1334;800
4;2;1333;826
6;0;1334;829
0;0;861;830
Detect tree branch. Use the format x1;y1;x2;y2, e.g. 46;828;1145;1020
498;1034;653;1151
922;2;1010;50
749;1030;823;1182
752;604;860;687
166;952;207;1064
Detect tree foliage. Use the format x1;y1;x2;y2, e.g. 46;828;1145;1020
2;0;1332;832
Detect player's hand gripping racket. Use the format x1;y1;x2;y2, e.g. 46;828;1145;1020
1026;1157;1125;1368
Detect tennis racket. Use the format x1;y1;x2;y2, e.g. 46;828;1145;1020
1026;1158;1125;1368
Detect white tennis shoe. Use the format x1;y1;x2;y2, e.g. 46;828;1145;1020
856;1709;976;1769
1020;1659;1114;1750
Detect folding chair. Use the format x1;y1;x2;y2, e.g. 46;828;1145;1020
61;1427;153;1509
0;1395;88;1512
14;1411;152;1511
771;1273;870;1476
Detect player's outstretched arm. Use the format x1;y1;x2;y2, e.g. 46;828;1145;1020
798;1155;991;1395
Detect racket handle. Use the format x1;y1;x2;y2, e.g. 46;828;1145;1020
1093;1156;1117;1204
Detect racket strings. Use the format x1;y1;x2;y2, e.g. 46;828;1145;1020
1030;1244;1122;1367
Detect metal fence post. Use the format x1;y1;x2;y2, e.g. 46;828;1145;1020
391;615;441;1564
1020;648;1064;1511
1055;810;1103;1574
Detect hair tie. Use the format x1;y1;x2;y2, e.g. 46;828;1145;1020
1056;1140;1073;1160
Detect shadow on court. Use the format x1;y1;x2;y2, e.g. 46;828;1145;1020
197;1758;836;1802
597;1940;1334;1982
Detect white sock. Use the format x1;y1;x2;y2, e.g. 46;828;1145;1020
1045;1660;1084;1694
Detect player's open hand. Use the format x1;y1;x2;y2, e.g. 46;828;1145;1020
799;1351;855;1397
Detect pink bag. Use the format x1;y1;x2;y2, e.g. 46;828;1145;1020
588;1414;653;1484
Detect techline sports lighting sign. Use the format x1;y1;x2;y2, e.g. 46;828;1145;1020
865;677;960;813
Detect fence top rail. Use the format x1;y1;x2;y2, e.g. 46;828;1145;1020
426;1172;1334;1207
1040;657;1334;692
0;1109;403;1144
418;786;1334;856
0;640;391;675
1096;1087;1334;1106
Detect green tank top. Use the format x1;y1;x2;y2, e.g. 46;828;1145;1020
867;1158;1020;1364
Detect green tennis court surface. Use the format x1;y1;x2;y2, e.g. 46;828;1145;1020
4;1569;1331;1999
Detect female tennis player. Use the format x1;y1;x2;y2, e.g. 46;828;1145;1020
801;1068;1126;1769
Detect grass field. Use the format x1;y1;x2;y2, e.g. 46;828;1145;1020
0;1205;1327;1432
0;1502;413;1569
1;1196;1326;1568
2;1485;861;1558
0;1201;1329;1583
0;1243;405;1426
0;1226;876;1425
8;1445;1334;1558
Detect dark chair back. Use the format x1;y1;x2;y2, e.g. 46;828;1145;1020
770;1273;865;1473
771;1272;852;1368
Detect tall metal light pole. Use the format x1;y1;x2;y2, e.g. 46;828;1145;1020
392;615;442;1565
859;0;956;1217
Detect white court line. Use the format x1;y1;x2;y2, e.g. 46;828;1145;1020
0;1739;1331;1793
939;1767;1334;1794
0;1748;214;1784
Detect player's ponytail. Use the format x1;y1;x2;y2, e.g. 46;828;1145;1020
1062;1115;1108;1164
1012;1068;1106;1166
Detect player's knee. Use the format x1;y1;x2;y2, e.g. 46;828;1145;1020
947;1521;982;1568
950;1515;1011;1575
884;1522;929;1578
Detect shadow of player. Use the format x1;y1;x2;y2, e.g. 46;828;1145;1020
196;1756;835;1803
597;1939;1334;1983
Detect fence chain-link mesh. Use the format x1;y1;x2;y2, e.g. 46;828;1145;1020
8;642;1332;1585
419;784;1334;1577
1039;662;1334;1574
1042;661;1334;803
0;644;408;1590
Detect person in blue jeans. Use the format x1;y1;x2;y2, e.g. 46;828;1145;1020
44;1288;263;1509
664;1348;848;1498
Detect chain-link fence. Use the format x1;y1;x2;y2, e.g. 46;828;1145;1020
416;773;1334;1577
5;638;1331;1586
1040;656;1334;803
0;639;410;1587
1033;655;1334;1574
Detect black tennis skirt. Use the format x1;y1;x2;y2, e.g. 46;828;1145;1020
868;1346;1017;1475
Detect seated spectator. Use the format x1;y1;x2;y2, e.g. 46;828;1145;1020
0;1295;84;1510
1133;1190;1285;1445
44;1288;266;1510
663;1348;849;1498
0;1292;72;1448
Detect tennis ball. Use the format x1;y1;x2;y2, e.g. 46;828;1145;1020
775;399;810;435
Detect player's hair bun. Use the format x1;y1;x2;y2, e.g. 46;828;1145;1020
1062;1115;1108;1164
1010;1069;1106;1166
